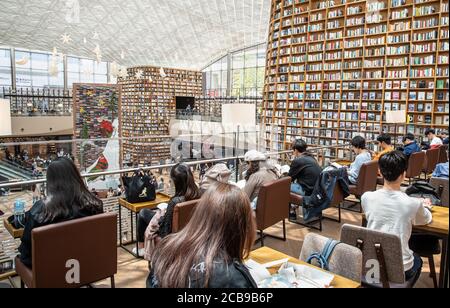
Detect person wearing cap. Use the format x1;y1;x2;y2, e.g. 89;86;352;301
243;150;279;210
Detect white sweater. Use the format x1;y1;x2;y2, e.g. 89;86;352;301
362;189;433;271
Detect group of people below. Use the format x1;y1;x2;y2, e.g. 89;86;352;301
15;128;449;288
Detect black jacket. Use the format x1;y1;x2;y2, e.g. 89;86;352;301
288;154;323;195
18;200;103;268
302;167;350;222
147;260;257;288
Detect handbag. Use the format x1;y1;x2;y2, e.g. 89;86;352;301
122;170;157;203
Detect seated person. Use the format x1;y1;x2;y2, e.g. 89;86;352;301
19;158;104;268
401;133;421;158
136;163;200;257
243;150;279;210
373;133;394;161
199;163;232;195
362;151;432;285
147;183;257;288
442;130;449;145
425;128;443;149
288;139;322;196
433;149;449;178
347;136;372;185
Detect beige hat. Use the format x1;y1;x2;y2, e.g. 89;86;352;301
244;150;267;162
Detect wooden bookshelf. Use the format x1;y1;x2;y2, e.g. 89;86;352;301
118;66;202;166
263;0;449;154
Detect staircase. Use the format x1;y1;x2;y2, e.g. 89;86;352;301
0;160;33;182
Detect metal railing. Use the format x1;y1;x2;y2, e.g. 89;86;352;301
0;141;358;189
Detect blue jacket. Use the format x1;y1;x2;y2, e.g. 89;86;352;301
403;142;421;157
302;168;350;222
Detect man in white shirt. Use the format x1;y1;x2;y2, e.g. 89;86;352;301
362;151;432;285
426;128;443;149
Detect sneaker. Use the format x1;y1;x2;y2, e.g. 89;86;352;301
289;210;297;221
132;247;145;257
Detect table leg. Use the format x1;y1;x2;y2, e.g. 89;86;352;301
439;237;448;288
135;211;140;259
130;209;134;245
118;204;122;247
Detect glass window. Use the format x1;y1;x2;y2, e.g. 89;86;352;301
68;72;80;87
67;57;80;73
0;49;11;67
244;48;257;68
221;56;228;72
31;70;49;88
16;69;32;88
31;53;49;71
94;74;107;83
0;68;12;87
258;45;267;67
211;71;221;89
94;61;107;75
232;52;244;69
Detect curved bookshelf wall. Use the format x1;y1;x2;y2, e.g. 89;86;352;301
263;0;449;154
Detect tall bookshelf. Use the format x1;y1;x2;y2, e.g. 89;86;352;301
118;66;202;166
263;0;449;156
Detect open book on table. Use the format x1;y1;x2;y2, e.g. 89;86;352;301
245;259;335;288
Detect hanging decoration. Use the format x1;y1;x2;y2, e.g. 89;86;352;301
120;50;125;60
159;67;167;78
15;56;29;66
93;44;102;63
118;66;129;79
135;69;144;79
61;33;72;44
83;37;87;44
92;31;100;40
110;62;119;78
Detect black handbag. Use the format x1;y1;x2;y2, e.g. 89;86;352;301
122;170;157;203
405;181;441;206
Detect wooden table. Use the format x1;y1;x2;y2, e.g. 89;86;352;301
118;193;171;258
3;219;24;239
249;247;360;288
334;160;352;167
413;206;449;288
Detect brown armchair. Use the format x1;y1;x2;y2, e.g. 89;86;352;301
438;145;449;164
423;148;440;180
255;177;291;247
15;213;117;288
343;161;379;213
171;200;199;233
405;151;426;185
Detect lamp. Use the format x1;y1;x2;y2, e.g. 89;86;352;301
0;99;12;136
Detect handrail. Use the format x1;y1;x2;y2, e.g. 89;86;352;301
0;143;355;189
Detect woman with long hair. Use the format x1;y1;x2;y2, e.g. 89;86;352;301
148;183;257;288
19;157;103;268
135;163;200;257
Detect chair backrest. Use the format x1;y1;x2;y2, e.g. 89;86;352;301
406;151;426;179
424;148;441;174
355;161;379;197
300;233;362;283
340;224;405;285
430;177;449;208
256;177;291;230
172;199;200;233
330;182;345;207
438;145;449;164
32;213;117;288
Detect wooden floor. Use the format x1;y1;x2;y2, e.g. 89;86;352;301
0;193;440;288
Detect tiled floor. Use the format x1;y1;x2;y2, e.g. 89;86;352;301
0;193;441;288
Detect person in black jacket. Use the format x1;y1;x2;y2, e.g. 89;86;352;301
148;183;257;288
18;157;103;268
289;139;322;196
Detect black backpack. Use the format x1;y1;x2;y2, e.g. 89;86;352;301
122;170;157;203
405;181;441;206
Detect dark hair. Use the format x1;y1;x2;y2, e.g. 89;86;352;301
245;161;260;181
351;136;366;150
379;151;408;182
170;163;200;201
377;133;392;145
403;133;415;143
425;128;436;136
38;157;103;223
151;183;256;288
292;139;308;153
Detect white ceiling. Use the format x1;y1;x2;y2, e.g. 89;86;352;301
0;0;271;70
